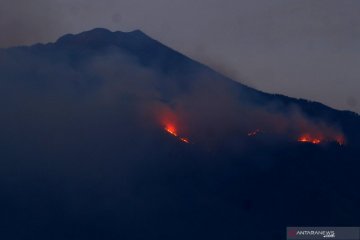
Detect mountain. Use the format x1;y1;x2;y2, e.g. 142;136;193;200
0;28;359;240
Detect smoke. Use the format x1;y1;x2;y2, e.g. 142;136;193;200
148;71;345;147
0;38;346;155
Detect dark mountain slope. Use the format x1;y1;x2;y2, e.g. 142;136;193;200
0;28;359;240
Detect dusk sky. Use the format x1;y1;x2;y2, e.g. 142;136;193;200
1;0;359;113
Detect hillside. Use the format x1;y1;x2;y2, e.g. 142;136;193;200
0;28;359;240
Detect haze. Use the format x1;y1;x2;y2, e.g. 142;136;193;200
1;0;359;113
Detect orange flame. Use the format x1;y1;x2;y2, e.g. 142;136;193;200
298;134;321;144
165;124;177;137
164;123;190;144
298;133;345;145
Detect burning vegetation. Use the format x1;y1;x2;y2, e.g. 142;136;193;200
161;117;346;146
298;134;321;144
162;119;345;146
297;134;345;145
158;106;346;147
164;123;190;144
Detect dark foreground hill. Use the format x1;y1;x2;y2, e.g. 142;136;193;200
0;28;359;240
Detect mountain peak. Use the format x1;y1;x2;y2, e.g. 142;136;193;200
55;28;150;47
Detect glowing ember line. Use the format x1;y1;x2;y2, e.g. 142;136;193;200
165;126;177;137
298;134;346;145
164;123;190;144
180;137;190;143
298;135;321;144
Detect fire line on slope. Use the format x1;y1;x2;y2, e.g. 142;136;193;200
164;123;190;144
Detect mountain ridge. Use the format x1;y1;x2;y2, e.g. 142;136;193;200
4;28;358;117
49;29;360;143
1;28;359;145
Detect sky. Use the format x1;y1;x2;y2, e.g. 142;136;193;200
0;0;359;113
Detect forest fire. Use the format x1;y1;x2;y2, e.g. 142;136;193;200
298;135;321;144
297;133;345;145
180;137;190;143
164;123;190;143
159;109;345;146
165;124;177;137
